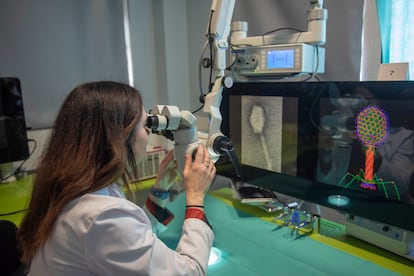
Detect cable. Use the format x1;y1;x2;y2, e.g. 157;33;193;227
192;105;204;114
261;27;304;36
198;40;209;100
207;9;215;93
197;9;215;107
0;209;27;217
310;45;320;79
195;8;217;114
0;138;37;183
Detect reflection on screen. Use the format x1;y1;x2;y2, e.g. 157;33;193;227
317;86;414;203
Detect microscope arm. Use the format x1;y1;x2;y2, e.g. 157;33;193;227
202;0;242;177
231;0;328;47
147;0;242;179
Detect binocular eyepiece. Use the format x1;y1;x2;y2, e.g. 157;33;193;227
146;114;169;131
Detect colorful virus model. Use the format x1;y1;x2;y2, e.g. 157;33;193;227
339;105;401;200
273;208;314;237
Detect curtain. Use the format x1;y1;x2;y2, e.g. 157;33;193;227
377;0;414;79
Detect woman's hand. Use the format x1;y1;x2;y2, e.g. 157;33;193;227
153;150;180;192
183;144;216;206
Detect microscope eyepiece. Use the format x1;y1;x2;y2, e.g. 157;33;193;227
146;114;168;130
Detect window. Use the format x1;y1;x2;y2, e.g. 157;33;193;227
377;0;414;79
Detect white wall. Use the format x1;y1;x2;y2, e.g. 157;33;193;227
129;0;202;112
0;0;128;129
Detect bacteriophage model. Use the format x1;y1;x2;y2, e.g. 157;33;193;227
338;105;401;200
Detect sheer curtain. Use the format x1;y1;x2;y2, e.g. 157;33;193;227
377;0;414;79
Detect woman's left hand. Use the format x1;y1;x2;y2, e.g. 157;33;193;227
153;150;180;191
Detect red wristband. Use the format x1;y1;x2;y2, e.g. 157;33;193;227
185;207;212;229
185;207;205;220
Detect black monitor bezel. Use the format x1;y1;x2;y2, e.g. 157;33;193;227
0;77;30;164
218;81;414;231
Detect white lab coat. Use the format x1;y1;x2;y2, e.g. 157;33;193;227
28;184;214;276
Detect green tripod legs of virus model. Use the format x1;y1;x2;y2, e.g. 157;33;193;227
338;105;401;200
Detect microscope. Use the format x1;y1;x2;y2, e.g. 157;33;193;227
146;0;240;180
146;0;327;174
146;1;327;236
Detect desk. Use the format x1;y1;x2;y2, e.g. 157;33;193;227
0;176;32;226
159;188;414;276
0;176;154;226
2;178;413;275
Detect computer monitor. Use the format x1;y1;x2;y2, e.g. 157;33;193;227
0;78;30;172
219;81;414;231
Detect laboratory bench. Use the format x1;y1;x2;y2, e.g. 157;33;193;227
160;188;414;275
1;176;414;275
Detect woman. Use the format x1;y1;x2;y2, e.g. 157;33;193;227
17;81;215;275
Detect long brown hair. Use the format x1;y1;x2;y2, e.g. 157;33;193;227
17;81;143;263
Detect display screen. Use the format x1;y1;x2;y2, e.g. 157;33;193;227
228;94;299;176
219;81;414;230
0;78;29;163
317;87;414;204
266;49;295;69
